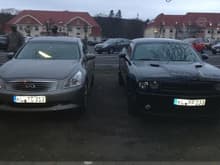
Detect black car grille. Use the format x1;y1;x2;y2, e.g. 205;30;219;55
6;81;57;92
160;81;218;95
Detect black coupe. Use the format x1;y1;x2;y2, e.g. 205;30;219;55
119;38;220;117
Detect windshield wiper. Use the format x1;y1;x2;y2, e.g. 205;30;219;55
135;58;161;61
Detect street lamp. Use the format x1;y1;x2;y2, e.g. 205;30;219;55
83;24;89;52
209;22;214;39
175;21;178;39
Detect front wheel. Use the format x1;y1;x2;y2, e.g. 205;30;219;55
118;72;124;86
127;92;139;116
108;48;114;54
78;84;88;114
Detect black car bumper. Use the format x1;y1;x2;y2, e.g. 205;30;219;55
0;87;85;112
133;92;220;118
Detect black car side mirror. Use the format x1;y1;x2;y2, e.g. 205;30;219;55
119;53;126;58
201;54;209;60
119;53;131;65
7;52;15;59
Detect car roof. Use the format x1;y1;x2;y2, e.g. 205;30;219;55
29;36;81;43
132;38;184;44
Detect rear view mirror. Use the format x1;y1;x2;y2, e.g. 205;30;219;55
7;52;15;59
86;54;96;61
201;54;208;60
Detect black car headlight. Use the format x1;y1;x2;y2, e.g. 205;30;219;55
0;79;5;89
64;71;83;88
138;81;160;90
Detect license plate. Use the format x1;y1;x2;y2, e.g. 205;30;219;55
173;98;206;107
13;96;46;103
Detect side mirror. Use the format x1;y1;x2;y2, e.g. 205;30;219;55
201;54;209;60
86;54;96;61
119;53;126;58
7;52;15;59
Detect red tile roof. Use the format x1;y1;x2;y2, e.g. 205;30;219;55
147;12;220;28
6;10;101;36
7;10;100;27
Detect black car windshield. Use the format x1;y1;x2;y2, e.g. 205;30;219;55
104;39;118;44
133;42;201;62
16;42;80;60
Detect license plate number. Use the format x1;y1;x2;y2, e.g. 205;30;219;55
174;99;206;107
13;96;46;103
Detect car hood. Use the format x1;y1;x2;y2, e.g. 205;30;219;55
132;61;220;81
0;59;80;80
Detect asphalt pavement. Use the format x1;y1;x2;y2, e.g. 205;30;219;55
0;50;220;162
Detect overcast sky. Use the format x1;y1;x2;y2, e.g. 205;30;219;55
1;0;220;20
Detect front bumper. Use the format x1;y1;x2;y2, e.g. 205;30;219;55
133;92;220;117
0;87;84;112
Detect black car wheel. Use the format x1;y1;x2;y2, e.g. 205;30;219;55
91;75;94;87
212;50;217;54
118;72;124;86
127;92;139;116
108;48;114;54
96;51;102;54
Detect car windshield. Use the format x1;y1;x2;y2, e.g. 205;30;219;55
104;39;118;44
133;42;201;62
16;42;80;60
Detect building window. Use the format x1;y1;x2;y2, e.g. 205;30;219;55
19;26;23;31
162;29;166;33
77;32;81;35
76;20;80;25
170;29;173;33
77;27;81;30
35;26;39;31
218;31;220;34
208;30;211;34
67;26;72;32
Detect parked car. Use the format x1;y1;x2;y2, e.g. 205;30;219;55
0;35;8;50
0;36;95;113
94;38;130;54
118;38;220;118
211;43;220;54
183;38;206;53
87;40;101;46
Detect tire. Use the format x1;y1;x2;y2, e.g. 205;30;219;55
96;51;102;54
118;72;124;86
91;75;94;87
78;84;88;114
108;48;114;54
127;92;139;116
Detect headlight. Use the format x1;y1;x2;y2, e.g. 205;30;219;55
138;81;149;89
0;79;5;89
64;71;83;88
138;81;159;90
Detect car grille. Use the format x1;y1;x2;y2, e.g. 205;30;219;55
6;81;57;92
160;81;218;95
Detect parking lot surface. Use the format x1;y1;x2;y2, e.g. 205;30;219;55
0;50;220;161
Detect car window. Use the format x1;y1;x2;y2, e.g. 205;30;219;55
133;42;201;62
16;42;80;60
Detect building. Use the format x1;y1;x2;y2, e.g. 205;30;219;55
5;10;102;41
144;13;220;40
